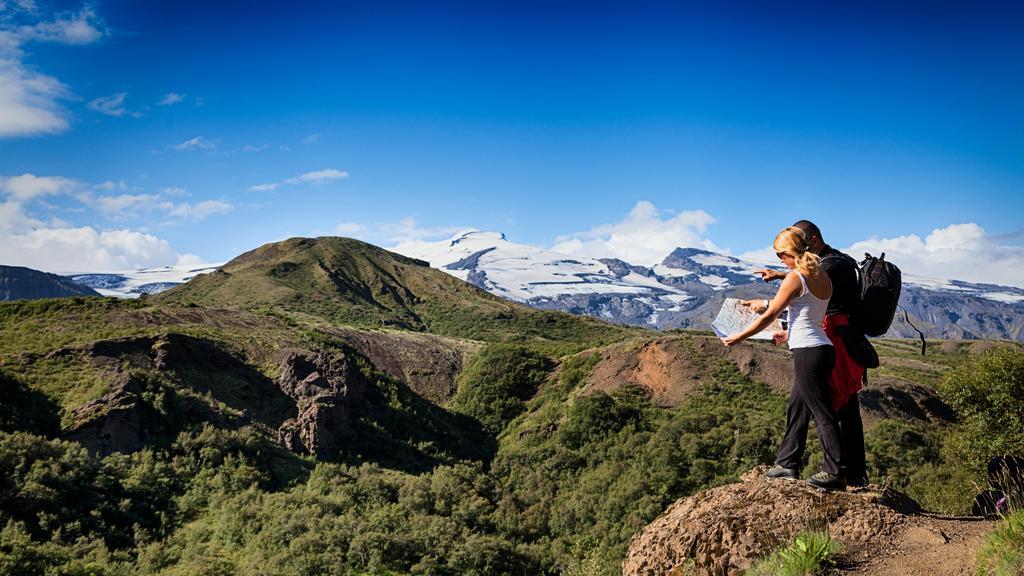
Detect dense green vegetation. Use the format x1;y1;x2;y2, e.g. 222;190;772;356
4;315;1020;574
451;344;552;434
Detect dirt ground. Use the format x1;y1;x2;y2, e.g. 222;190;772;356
828;510;993;576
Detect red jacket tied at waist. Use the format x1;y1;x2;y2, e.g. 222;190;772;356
823;313;864;411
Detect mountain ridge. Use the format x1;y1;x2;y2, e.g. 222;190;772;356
0;265;101;301
395;231;1024;341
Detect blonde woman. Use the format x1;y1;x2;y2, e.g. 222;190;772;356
721;227;845;490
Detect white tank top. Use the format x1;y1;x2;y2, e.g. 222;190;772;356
787;272;832;350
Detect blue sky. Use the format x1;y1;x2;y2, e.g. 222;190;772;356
2;1;1023;285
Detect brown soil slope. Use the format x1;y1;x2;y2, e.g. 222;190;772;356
584;335;953;424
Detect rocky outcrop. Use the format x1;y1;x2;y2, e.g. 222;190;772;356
324;327;479;405
273;349;364;460
623;467;923;576
64;375;159;456
61;334;285;455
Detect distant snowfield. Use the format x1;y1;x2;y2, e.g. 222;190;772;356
65;263;223;298
394;230;692;303
393;231;1024;308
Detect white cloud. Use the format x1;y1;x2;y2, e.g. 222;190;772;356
160;199;232;222
0;200;43;232
845;223;1024;289
161;186;189;197
302;133;320;144
95;180;128;191
285;168;349;184
550;201;721;266
158;92;185;106
90;191;232;223
18;7;104;45
1;173;78;200
95;193;159;217
0;51;70;137
171;136;216;151
249;168;349;192
0;169;224;272
334;217;465;249
87;92;130;117
0;5;105;138
336;222;367;236
0;225;183;273
382;217;464;244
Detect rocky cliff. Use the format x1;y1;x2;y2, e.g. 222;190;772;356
623;467;991;576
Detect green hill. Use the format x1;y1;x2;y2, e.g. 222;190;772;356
156;236;640;349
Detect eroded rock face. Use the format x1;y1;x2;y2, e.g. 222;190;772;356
61;334;282;456
322;327;477;406
64;375;156;456
623;467;920;576
273;349;364;460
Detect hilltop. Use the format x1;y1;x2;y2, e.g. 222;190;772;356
155;236;641;347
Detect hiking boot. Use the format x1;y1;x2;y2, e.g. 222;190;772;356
807;471;847;490
766;465;800;480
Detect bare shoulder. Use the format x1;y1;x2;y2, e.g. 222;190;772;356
808;271;832;299
778;271;802;294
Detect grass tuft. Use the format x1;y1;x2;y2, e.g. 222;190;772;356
748;530;840;576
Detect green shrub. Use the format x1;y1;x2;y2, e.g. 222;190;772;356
976;510;1024;576
748;530;839;576
939;348;1024;467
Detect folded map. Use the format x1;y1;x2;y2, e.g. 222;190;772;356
711;298;785;340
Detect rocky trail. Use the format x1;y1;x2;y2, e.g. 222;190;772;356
623;467;996;576
827;511;990;576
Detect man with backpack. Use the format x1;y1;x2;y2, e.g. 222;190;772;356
756;220;875;487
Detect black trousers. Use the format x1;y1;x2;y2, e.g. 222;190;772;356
775;345;844;476
838;392;866;480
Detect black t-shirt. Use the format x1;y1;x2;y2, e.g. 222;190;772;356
819;246;860;316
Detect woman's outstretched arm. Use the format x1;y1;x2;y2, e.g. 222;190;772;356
722;272;801;347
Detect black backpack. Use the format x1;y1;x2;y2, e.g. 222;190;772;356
858;252;926;354
858;252;901;337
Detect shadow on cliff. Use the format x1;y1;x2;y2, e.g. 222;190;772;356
343;356;497;474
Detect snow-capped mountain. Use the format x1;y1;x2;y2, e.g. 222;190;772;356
396;231;776;329
67;263;223;298
396;231;1024;341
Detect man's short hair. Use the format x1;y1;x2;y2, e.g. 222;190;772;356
792;220;823;242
